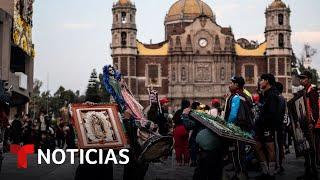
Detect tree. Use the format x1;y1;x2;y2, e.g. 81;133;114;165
54;86;65;97
85;69;101;103
98;73;110;103
29;79;45;118
294;44;317;67
29;79;83;119
292;44;319;85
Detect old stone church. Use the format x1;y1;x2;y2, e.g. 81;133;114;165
110;0;293;106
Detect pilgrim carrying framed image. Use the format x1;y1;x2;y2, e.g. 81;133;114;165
71;103;128;150
287;93;310;157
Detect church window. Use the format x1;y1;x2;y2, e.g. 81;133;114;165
121;12;127;23
279;33;284;48
115;14;118;22
121;32;127;46
146;64;161;87
225;37;231;50
269;58;276;75
130;14;133;22
244;65;255;84
278;14;284;25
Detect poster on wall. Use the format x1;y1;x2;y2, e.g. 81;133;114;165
13;0;34;57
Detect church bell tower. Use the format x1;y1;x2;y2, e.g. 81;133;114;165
265;0;293;98
111;0;138;96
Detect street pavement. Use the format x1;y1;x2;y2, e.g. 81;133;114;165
0;151;310;180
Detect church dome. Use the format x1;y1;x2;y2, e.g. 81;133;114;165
165;0;215;23
118;0;131;5
269;0;287;9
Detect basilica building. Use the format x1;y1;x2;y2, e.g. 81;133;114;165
110;0;293;106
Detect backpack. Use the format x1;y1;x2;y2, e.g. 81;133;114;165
235;93;254;132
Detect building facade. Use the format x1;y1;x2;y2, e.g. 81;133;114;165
110;0;293;106
0;0;35;117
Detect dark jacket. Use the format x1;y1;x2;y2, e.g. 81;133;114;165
182;113;204;143
10;119;23;144
258;86;281;131
172;109;183;125
157;109;169;135
277;95;287;131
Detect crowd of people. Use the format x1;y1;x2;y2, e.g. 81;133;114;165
1;112;76;153
1;70;320;180
167;71;320;180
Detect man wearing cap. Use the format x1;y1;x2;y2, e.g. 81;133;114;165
208;98;221;117
297;70;319;180
255;74;280;179
225;76;253;131
225;76;253;179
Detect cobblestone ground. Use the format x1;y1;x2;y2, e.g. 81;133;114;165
0;151;314;180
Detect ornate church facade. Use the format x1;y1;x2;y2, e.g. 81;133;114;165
110;0;293;106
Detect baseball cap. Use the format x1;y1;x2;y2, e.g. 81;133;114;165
211;98;220;105
231;76;245;88
297;71;313;79
160;97;169;105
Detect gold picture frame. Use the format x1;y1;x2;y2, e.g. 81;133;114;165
71;104;128;150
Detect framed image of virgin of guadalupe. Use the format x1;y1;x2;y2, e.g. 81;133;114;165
287;93;310;157
71;104;128;150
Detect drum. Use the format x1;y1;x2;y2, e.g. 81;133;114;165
138;135;172;162
135;119;172;162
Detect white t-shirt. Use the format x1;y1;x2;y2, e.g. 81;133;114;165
207;108;218;117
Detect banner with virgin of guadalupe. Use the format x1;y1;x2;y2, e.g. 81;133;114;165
288;93;311;157
71;104;128;149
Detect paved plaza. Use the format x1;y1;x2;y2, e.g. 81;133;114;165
0;151;311;180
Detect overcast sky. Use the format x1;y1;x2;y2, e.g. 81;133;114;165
32;0;320;94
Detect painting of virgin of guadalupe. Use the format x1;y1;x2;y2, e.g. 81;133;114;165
71;104;128;149
288;93;310;157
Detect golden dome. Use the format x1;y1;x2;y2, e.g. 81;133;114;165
269;0;287;9
118;0;131;5
166;0;214;22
